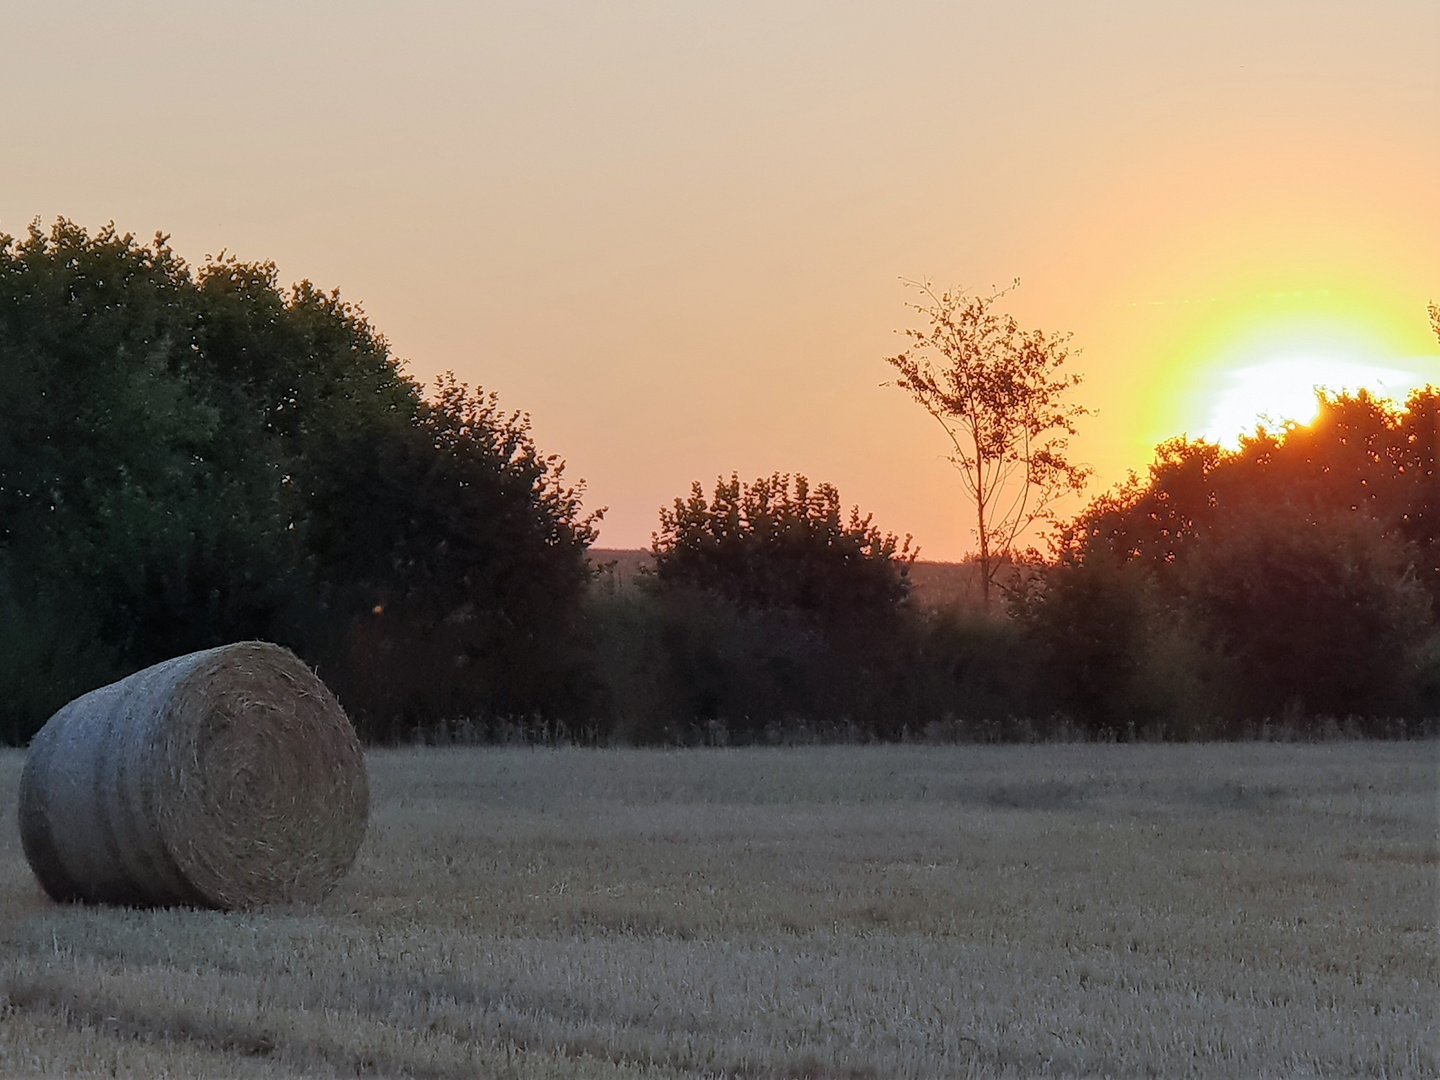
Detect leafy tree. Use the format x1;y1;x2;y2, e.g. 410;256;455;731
306;376;600;740
885;279;1090;609
622;474;918;741
652;473;914;628
1178;502;1431;719
1070;390;1436;590
0;220;278;731
1045;383;1439;725
0;219;601;742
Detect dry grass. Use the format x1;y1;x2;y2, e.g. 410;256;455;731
1;742;1436;1078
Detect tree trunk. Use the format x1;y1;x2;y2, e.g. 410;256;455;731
976;456;991;612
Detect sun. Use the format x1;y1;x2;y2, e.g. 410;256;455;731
1148;296;1440;451
1199;355;1433;447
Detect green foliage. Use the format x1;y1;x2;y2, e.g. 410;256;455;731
575;475;1051;744
653;473;914;628
1073;389;1437;595
1180;503;1432;719
1035;387;1440;729
0;221;285;671
0;220;598;743
583;582;1049;744
306;377;600;741
636;474;916;740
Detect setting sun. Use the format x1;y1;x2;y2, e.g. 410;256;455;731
1200;355;1434;446
1135;293;1440;456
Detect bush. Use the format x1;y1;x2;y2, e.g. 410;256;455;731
583;574;1047;745
1179;504;1433;721
1018;555;1218;737
653;473;914;631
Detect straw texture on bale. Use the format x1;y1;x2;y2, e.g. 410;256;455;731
18;642;368;910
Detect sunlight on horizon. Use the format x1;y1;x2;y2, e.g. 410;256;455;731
1199;355;1435;447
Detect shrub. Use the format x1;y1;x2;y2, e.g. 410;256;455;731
653;473;914;631
1179;503;1434;721
1017;554;1218;737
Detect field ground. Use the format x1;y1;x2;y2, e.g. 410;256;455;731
0;743;1436;1078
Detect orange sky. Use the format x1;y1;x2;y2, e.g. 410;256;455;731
3;3;1437;558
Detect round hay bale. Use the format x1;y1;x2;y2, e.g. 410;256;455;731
18;641;368;910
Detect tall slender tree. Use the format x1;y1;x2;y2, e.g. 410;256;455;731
885;280;1090;609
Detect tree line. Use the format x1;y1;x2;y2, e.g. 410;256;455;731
1;220;1435;743
1024;386;1439;733
590;386;1438;742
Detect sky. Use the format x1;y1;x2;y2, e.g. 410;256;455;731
2;2;1437;559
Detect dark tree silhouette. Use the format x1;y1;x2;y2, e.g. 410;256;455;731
307;376;599;740
1037;379;1439;726
652;473;914;627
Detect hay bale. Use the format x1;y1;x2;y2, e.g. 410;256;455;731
18;641;368;910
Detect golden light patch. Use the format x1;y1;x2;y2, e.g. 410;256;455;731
1134;291;1440;451
1199;356;1433;447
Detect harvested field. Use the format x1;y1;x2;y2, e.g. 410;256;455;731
0;742;1436;1078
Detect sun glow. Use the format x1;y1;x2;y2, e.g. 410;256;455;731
1200;355;1434;447
1142;294;1440;453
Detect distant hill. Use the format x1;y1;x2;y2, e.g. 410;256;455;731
588;549;991;612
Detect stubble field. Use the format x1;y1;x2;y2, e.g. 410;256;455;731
0;742;1435;1078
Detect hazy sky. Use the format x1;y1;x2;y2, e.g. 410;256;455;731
4;2;1437;558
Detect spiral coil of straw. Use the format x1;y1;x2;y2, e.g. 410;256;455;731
18;642;368;910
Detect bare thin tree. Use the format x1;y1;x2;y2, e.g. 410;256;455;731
885;279;1091;610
